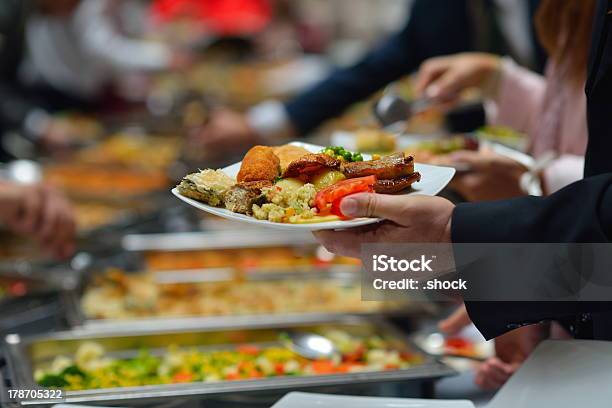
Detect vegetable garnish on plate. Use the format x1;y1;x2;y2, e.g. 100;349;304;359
320;146;364;163
176;144;421;224
315;176;376;218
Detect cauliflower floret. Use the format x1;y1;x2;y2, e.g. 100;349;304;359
252;203;286;222
256;356;275;376
256;183;317;223
283;360;301;374
50;356;74;373
288;184;317;211
204;374;221;382
75;342;105;367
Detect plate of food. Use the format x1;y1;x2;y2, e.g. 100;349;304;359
172;142;455;230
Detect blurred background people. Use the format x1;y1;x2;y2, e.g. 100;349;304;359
0;0;187;158
415;0;593;200
0;180;75;259
192;0;546;156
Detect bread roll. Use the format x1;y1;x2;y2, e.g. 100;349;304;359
237;146;280;182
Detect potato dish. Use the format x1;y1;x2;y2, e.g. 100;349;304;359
45;165;170;197
143;247;360;271
81;268;381;320
75;134;181;171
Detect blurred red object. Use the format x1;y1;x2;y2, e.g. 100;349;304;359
151;0;272;36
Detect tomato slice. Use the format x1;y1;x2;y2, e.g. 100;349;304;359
237;345;261;355
310;360;336;374
172;371;194;383
315;176;376;218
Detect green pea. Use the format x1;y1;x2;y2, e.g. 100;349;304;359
353;153;363;162
342;151;353;161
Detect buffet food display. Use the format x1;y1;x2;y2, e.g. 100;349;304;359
407;136;480;164
35;329;424;389
80;268;387;320
143;246;360;271
73;133;182;171
5;318;452;406
44;164;170;198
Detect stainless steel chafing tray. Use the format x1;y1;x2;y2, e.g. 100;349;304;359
121;230;319;252
64;265;431;331
3;316;455;406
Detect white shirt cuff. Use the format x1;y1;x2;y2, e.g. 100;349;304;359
246;100;291;141
23;109;51;141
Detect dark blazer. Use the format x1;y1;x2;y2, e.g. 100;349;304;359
453;0;612;340
0;0;30;133
284;0;545;136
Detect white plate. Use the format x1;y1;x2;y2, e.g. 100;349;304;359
272;392;474;408
172;142;455;231
488;340;612;408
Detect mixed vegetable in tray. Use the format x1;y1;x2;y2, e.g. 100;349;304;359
36;330;424;390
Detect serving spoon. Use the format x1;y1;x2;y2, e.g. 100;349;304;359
286;332;338;360
373;93;435;128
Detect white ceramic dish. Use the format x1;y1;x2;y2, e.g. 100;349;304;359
172;142;455;231
488;340;612;408
272;392;474;408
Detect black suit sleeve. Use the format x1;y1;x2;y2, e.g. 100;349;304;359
284;0;473;135
0;0;37;133
0;83;41;132
451;175;612;339
453;175;612;244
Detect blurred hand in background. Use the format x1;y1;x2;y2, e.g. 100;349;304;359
415;53;502;104
169;48;196;71
190;109;260;156
439;304;546;390
442;149;528;202
0;182;76;260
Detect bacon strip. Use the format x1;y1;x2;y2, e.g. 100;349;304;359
373;172;421;194
282;154;341;178
343;153;414;180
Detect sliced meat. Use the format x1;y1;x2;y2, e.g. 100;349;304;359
282;153;341;178
273;145;310;173
224;180;271;214
373;172;421;194
343;153;414;180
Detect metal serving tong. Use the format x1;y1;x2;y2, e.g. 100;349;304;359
373;93;435;128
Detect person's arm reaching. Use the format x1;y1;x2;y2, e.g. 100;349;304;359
484;57;546;135
284;0;473;135
194;0;474;150
0;181;76;259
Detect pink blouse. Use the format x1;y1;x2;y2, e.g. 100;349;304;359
485;58;587;194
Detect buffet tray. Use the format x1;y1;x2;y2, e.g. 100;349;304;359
3;316;455;406
64;265;427;330
121;230;319;252
64;229;434;329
